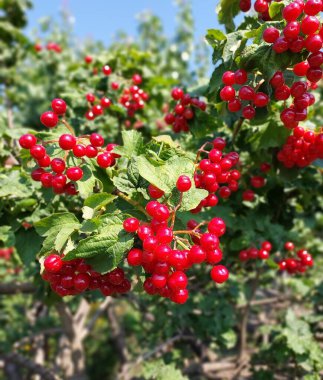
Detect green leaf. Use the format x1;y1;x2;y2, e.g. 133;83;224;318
15;228;42;265
137;155;208;211
0;226;15;247
216;0;240;33
34;213;81;255
77;165;97;198
64;215;134;271
84;192;116;210
113;157;148;198
113;130;144;158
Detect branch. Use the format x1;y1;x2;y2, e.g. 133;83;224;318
83;298;112;338
232;117;244;146
1;352;61;380
115;190;149;217
0;282;36;295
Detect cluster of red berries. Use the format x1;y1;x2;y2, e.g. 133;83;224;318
164;88;207;133
119;74;149;118
123;178;229;304
277;126;323;167
34;42;62;53
220;70;269;120
239;0;274;21
239;241;272;261
42;254;131;297
192;138;241;212
293;51;323;80
270;71;318;128
278;241;314;274
263;0;323;56
19;99;120;195
0;247;14;260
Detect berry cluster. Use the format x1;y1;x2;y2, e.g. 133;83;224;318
118;74;149;118
263;0;323;56
0;247;14;260
220;70;269;120
239;0;273;21
192;138;241;212
164;88;206;133
270;71;318;128
239;241;272;261
34;42;62;53
277;126;323;167
123;179;229;304
42;254;131;297
278;241;314;274
19;99;120;195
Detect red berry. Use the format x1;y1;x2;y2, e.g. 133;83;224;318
200;233;219;250
261;241;272;251
254;92;269;107
234;69;248;85
66;167;83;181
92;105;103;116
74;273;90;292
85;145;98;158
40;111;58;128
254;0;268;12
306;67;322;82
220;86;235;101
284;241;295;251
272;37;289;53
283;21;300;39
228;99;242;112
301;16;320;35
242;105;255;119
251;176;265;188
97;153;113;168
208;217;226;236
100;97;111;108
168;271;187;290
210;265;229;283
123;217;140;233
84;55;92;64
275;85;291;101
86;93;95;102
102;65;112;75
176;175;192;192
239;0;251;12
31;168;45;181
59;134;76;150
30;145;46;159
156;227;173;244
148;184;164;199
171;288;189;304
242;189;255;202
239;85;255;101
304;34;323;53
171;88;184;100
51;98;67;115
293;61;310;76
263;27;280;43
270;71;285;88
51;158;66;173
258;249;269;259
127;248;142;266
304;0;322;15
222;71;235;85
44;254;63;273
90;133;104;147
73;144;86;157
132;74;142;85
19;134;37;149
282;2;302;21
37;155;51;167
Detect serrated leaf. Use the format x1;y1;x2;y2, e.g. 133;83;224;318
15;228;42;265
137;155;208;211
64;216;133;271
113;130;144;158
216;0;240;33
77;165;96;198
84;192;116;210
0;226;15;247
34;213;81;255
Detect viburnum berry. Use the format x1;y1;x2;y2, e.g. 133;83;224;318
220;86;235;101
304;0;322;15
263;27;280;43
84;55;93;64
66;167;83;181
92;104;103;116
208;217;226;236
222;71;235;85
85;110;95;120
89;133;104;147
30;145;46;159
273;37;289;53
127;248;142;266
176;175;192;192
85;145;98;158
293;61;310;76
304;34;323;53
102;65;112;75
261;241;272;251
51;158;66;173
210;265;229;284
242;189;255;202
148;184;164;199
123;217;140;233
51;98;67;115
283;21;301;39
38;155;51;167
59;134;76;150
282;2;302;22
44;254;63;273
254;92;269;107
19;134;37;149
284;241;295;251
171;88;184;100
73;144;86;157
242;105;255;119
234;69;248;85
97;153;113;168
228;99;242;112
132;74;142;85
100;97;112;108
239;0;251;12
40;111;58;128
250;176;265;188
111;82;119;90
171;288;189;304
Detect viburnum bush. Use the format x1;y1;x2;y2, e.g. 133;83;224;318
1;0;323;379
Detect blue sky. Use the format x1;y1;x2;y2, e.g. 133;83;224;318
26;0;222;45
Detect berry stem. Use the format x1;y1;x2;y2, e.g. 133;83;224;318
170;192;183;228
115;190;149;217
61;119;75;136
174;237;190;250
232;117;244;146
173;230;201;237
